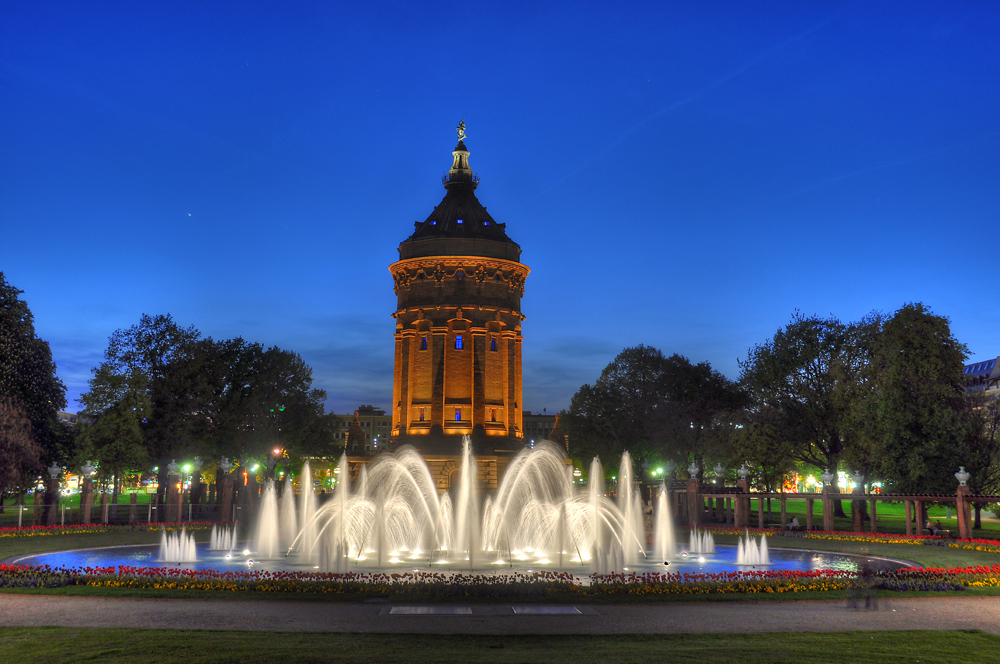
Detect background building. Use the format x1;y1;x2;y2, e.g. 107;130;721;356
965;356;1000;396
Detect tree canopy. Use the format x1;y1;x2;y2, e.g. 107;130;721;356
0;272;68;466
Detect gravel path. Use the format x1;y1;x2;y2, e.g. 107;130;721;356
1;594;999;635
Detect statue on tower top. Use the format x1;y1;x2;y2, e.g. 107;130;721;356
457;120;467;143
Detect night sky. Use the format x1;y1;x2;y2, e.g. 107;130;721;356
2;2;998;417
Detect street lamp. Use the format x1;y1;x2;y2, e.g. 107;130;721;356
820;469;834;489
688;462;699;479
738;463;750;481
80;460;95;477
219;457;233;474
47;462;61;479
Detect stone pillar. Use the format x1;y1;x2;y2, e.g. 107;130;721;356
149;492;160;523
735;479;749;528
726;497;733;525
868;498;878;533
805;497;814;531
686;478;700;528
81;478;94;524
129;492;138;523
757;497;765;529
780;495;787;528
715;497;724;522
165;475;180;522
851;499;864;532
914;500;924;534
100;493;109;524
957;486;972;540
821;487;834;532
43;476;60;526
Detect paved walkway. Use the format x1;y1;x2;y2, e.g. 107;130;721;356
1;594;999;635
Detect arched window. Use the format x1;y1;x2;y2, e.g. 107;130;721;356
490;337;497;352
420;336;427;351
455;335;463;350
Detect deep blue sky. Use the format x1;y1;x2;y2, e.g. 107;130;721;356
2;1;998;416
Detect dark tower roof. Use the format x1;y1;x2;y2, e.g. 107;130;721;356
398;129;522;261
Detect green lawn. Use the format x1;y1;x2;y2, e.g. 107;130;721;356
2;628;998;664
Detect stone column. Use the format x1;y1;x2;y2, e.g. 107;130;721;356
957;486;972;539
869;498;878;533
735;479;749;528
757;497;764;529
805;497;814;530
780;495;787;528
686;478;700;529
129;492;138;523
81;478;94;524
851;499;863;532
165;475;180;522
43;476;60;526
726;497;733;525
914;500;924;534
904;500;912;536
821;487;834;531
100;493;109;524
149;492;160;523
219;475;233;522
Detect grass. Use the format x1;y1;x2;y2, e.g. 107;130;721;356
2;628;1000;663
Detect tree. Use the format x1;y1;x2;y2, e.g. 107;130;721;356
79;314;202;498
853;303;974;495
739;312;874;472
0;272;68;463
76;390;148;498
963;394;1000;528
648;354;746;469
567;345;742;474
0;397;44;508
192;338;340;463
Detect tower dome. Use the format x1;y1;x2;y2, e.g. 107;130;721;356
389;123;529;459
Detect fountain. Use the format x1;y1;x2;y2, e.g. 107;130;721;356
688;528;716;554
159;528;197;562
736;532;770;566
20;441;899;578
208;524;236;551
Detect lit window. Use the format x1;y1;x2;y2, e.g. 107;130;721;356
420;336;427;351
455;409;462;421
457;218;463;224
455;335;463;350
419;408;425;421
484;221;490;225
490;338;497;352
491;409;496;422
430;220;437;225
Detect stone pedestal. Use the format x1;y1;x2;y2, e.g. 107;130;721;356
735;479;749;527
821;487;834;532
219;475;234;522
165;475;180;522
686;478;700;528
43;477;60;526
81;478;94;524
957;485;972;539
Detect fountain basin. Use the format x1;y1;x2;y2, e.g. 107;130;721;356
8;543;912;578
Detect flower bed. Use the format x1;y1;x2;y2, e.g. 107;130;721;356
2;563;996;597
